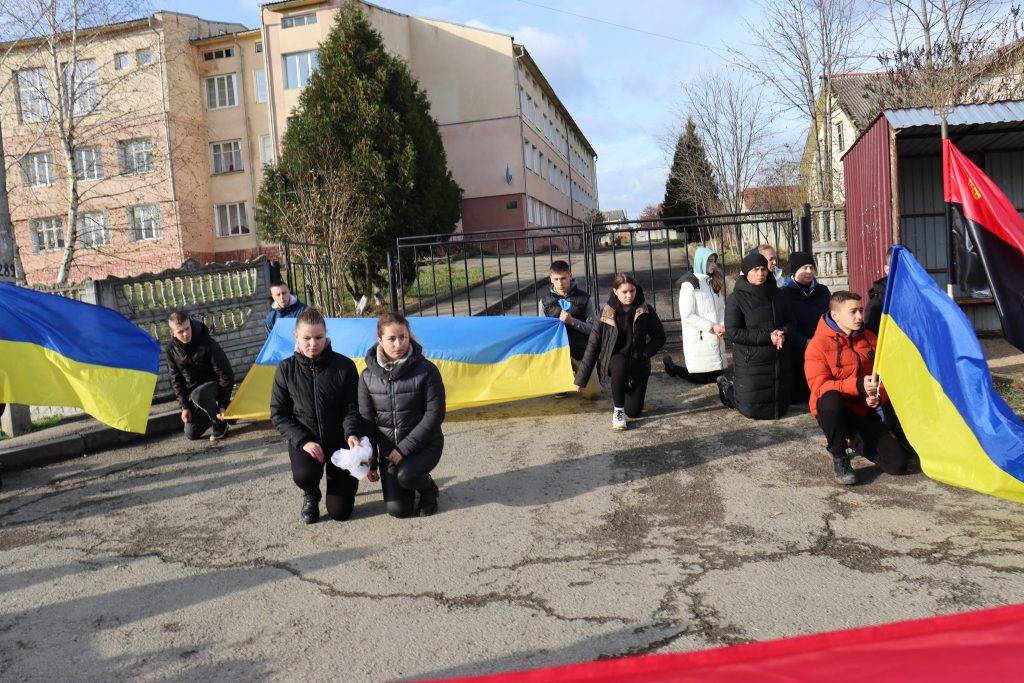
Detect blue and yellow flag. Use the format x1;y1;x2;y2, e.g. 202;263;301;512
875;246;1024;503
0;282;160;433
226;316;576;420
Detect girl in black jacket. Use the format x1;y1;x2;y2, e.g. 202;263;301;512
722;252;794;420
270;308;363;524
779;252;831;404
359;313;446;518
575;273;666;431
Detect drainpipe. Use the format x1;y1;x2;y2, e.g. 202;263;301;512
150;16;184;264
234;33;262;258
261;18;280;161
513;45;528;228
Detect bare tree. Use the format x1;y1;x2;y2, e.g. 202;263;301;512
258;165;370;316
870;0;1024;109
737;0;863;206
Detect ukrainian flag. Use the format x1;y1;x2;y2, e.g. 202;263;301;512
0;282;160;433
875;246;1024;503
226;317;577;420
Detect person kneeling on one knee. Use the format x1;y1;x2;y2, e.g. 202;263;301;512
271;308;364;524
805;291;912;485
574;273;666;431
359;313;445;518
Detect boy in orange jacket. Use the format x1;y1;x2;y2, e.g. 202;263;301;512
805;291;912;485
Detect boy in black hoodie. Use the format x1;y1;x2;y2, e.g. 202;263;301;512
165;311;235;442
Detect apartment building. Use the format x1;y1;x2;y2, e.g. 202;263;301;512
3;1;598;284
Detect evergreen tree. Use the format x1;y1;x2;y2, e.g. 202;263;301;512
662;118;719;235
257;1;462;304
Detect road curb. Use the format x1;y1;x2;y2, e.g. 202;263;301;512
0;407;183;472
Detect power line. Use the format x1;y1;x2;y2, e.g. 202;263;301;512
511;0;709;48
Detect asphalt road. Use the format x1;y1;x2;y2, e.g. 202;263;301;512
4;365;1024;681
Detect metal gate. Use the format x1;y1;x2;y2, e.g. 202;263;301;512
392;210;798;323
281;240;348;316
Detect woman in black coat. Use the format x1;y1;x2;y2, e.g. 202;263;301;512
575;273;666;431
779;252;831;404
359;313;446;518
271;308;363;524
722;252;794;420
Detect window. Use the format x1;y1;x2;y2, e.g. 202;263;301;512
211;140;243;174
77;211;109;247
127;204;160;241
255;69;267;103
216;202;250;236
523;141;530;170
114;52;130;70
74;147;103;181
17;67;50;123
506;199;518;210
260;135;274;166
136;48;151;66
21;152;54;187
31;217;63;252
255;41;264;54
283;50;318;89
62;59;99;116
836;123;845;151
118;138;154;175
282;12;316;28
205;73;237;109
203;47;234;61
538;152;545;180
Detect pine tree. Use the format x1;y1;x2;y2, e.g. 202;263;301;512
662;118;719;231
257;1;462;305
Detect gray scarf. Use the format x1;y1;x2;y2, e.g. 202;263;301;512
376;344;412;374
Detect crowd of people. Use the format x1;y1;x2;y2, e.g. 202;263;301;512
160;246;913;526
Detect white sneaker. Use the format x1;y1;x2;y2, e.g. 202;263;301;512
612;408;627;431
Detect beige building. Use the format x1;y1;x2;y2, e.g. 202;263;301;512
3;1;598;285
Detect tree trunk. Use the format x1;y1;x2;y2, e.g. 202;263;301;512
0;115;18;284
56;139;80;284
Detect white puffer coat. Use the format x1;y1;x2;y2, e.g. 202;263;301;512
678;273;727;373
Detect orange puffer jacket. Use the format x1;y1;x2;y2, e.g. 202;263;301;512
804;315;888;417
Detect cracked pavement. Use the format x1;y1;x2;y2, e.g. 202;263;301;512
3;368;1024;681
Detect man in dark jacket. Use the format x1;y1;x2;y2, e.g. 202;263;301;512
865;246;895;336
265;280;308;335
165;311;235;442
721;252;794;420
538;260;598;398
780;252;831;404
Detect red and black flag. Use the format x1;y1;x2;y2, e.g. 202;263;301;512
943;139;1024;351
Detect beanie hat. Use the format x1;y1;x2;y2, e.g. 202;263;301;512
741;252;768;276
788;252;816;276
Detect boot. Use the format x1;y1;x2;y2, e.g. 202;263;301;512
716;375;733;408
417;480;439;517
832;454;856;486
663;355;680;378
300;492;320;524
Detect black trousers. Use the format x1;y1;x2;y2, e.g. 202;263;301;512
381;449;442;518
184;382;222;440
288;444;359;521
676;368;722;384
816;391;910;475
608;353;650;418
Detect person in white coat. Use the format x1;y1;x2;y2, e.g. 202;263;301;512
663;246;727;383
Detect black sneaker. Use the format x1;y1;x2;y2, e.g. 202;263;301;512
716;375;732;407
210;420;229;442
416;480;439;517
833;455;856;486
301;493;320;524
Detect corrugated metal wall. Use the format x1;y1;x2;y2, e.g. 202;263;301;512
843;116;893;296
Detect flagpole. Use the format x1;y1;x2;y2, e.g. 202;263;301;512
942;116;955;299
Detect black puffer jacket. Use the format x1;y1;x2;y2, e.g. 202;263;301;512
270;343;362;454
865;276;887;335
359;340;445;463
725;276;793;419
164;319;235;410
780;277;831;404
575;288;666;388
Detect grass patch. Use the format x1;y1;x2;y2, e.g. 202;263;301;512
405;264;503;301
995;377;1024;415
0;415;64;441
